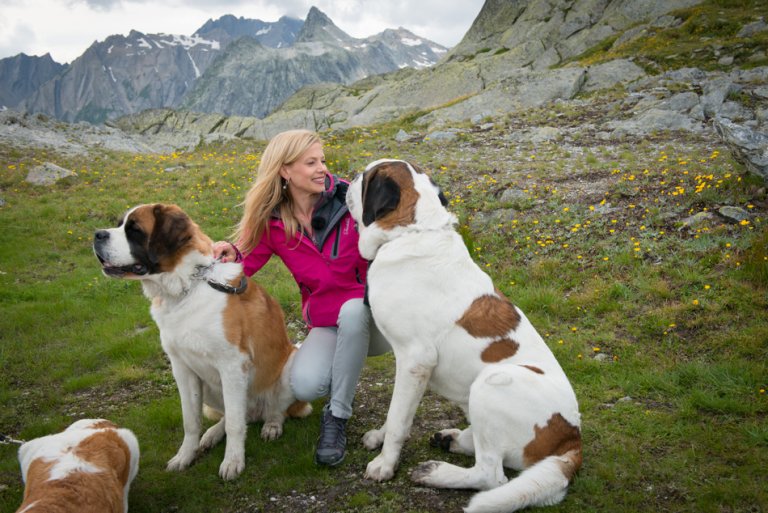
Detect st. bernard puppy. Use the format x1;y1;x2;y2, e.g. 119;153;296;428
347;160;582;513
16;418;139;513
93;203;311;480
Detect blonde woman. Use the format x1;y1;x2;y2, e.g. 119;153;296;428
214;129;390;466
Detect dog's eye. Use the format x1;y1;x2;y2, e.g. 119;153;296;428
125;221;143;235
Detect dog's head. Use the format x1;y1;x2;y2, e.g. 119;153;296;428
93;203;212;283
347;159;454;260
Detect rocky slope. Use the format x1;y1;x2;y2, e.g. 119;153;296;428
444;0;704;68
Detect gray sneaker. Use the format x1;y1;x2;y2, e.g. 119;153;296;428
315;404;347;466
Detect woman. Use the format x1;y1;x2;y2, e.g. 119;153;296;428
214;129;390;466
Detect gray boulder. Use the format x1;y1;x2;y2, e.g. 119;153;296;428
713;118;768;183
26;163;77;185
718;206;750;224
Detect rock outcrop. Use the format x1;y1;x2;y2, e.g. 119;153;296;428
714;118;768;182
444;0;704;69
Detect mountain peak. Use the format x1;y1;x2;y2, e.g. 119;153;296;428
296;6;354;44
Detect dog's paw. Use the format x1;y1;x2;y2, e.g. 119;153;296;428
166;449;197;472
200;422;226;451
429;429;460;451
260;421;283;441
364;454;396;481
410;460;442;485
219;456;245;480
362;428;385;450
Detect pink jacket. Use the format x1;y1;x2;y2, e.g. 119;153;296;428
240;175;368;328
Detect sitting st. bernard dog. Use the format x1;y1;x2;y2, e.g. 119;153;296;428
347;160;582;513
93;203;311;480
16;419;139;513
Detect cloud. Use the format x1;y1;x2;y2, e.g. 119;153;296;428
0;21;37;59
76;0;123;10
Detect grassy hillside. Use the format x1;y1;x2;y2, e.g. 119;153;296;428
1;108;766;512
570;0;768;72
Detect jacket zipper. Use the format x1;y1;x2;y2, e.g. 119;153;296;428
331;227;341;259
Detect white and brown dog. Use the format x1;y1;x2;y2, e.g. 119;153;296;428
347;160;582;513
16;419;139;513
93;203;311;480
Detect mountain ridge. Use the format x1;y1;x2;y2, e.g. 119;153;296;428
3;6;447;124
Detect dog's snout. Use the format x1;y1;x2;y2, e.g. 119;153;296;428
94;230;110;243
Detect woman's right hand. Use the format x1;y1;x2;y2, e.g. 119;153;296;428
213;241;237;263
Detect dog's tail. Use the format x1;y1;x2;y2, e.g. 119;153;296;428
203;404;223;421
286;400;312;418
464;449;581;513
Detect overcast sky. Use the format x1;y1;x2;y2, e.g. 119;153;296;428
0;0;485;64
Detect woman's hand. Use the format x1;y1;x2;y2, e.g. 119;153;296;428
213;241;238;263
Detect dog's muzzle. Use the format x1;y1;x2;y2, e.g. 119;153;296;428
93;230;149;277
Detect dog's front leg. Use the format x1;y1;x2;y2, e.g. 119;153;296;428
167;361;203;472
365;355;434;481
218;371;248;480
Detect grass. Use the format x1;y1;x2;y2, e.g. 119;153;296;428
1;113;767;513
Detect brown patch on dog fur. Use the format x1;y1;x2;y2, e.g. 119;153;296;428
523;413;582;479
222;284;311;416
88;420;118;430
130;204;212;273
457;294;521;338
222;281;293;392
521;365;545;374
367;162;420;230
20;431;132;513
481;337;520;362
74;430;133;487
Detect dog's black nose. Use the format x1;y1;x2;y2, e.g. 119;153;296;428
94;230;109;242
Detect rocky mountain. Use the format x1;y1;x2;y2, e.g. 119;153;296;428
21;30;223;124
181;7;447;118
6;7;446;124
0;53;66;110
193;14;303;48
443;0;704;68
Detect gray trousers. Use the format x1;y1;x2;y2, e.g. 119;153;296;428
290;298;391;419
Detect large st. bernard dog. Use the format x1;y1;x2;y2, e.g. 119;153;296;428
347;160;582;513
16;419;139;513
93;203;311;480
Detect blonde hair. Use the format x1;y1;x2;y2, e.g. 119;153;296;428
233;129;322;254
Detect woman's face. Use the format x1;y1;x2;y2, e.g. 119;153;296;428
281;142;328;197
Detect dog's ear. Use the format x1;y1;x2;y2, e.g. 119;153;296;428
428;177;448;207
148;204;192;267
362;168;401;226
409;161;447;207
